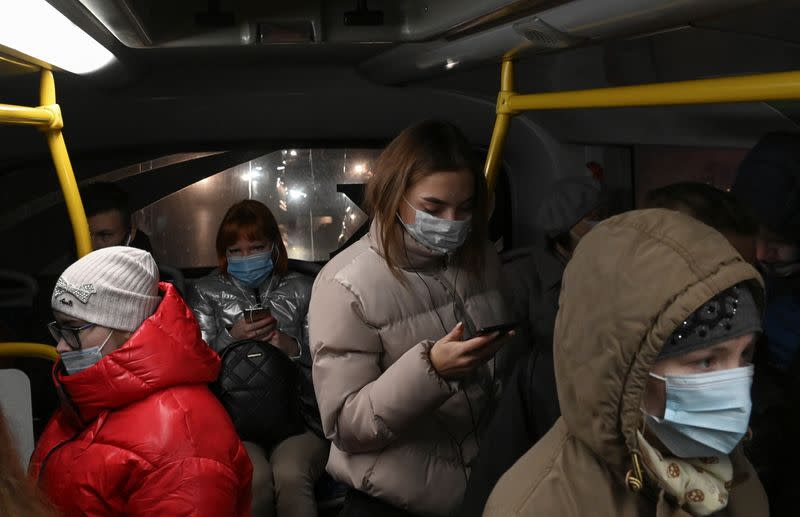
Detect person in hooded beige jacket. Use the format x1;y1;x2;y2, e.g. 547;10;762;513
483;208;769;517
308;121;511;517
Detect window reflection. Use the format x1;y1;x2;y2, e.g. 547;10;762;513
136;148;379;267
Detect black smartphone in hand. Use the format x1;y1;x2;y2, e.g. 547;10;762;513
243;306;271;324
475;322;518;337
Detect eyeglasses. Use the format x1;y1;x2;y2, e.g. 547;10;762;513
47;321;95;351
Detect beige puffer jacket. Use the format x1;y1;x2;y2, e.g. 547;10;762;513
484;209;768;517
309;221;509;517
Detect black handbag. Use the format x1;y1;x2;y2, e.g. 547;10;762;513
212;339;304;450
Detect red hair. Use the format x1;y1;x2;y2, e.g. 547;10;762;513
216;200;288;276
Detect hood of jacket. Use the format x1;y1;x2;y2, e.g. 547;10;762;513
554;209;764;478
54;282;221;424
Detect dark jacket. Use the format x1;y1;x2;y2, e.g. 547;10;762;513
460;246;565;517
747;274;800;516
461;347;560;517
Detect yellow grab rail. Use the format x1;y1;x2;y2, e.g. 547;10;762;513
0;103;56;126
502;69;800;113
0;70;91;257
484;57;515;195
0;342;59;362
484;61;800;193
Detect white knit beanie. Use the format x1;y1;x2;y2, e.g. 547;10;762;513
51;246;161;332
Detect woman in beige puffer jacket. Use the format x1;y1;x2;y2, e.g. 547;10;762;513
308;121;511;517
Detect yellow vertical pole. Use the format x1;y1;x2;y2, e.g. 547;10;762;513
40;70;92;257
484;58;516;196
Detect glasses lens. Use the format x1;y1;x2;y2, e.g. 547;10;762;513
47;321;61;343
47;322;81;350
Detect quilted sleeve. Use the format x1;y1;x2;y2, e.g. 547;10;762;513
309;275;456;454
186;281;234;352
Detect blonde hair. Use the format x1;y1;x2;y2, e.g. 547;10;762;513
365;120;488;279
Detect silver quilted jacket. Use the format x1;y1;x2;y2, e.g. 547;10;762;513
187;269;323;437
186;270;314;366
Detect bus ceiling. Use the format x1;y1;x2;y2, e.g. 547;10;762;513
64;0;767;84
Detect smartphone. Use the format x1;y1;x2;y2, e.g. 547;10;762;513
242;306;271;324
475;322;518;337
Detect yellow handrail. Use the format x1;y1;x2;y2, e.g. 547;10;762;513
0;103;55;126
483;57;515;196
484;61;800;193
0;342;59;362
0;69;92;257
504;70;800;113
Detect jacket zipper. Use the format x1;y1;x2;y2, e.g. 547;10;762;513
37;431;81;486
39;377;84;486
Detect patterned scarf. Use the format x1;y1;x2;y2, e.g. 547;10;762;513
637;432;733;516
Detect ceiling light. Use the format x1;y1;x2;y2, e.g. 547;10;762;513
0;0;115;74
290;150;298;157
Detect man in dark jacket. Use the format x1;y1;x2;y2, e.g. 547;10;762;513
731;132;800;516
462;175;604;517
82;181;152;251
29;246;252;516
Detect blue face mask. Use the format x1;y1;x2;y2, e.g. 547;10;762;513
645;365;754;458
61;330;114;375
399;198;471;254
227;252;274;288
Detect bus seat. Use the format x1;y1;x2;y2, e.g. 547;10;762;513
0;369;34;469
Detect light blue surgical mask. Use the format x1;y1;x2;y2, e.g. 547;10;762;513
399;198;471;254
645;365;754;458
61;330;114;375
227;251;274;288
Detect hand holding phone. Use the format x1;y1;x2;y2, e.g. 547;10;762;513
429;322;515;380
231;306;276;341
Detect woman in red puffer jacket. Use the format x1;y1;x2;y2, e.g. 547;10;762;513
28;246;252;517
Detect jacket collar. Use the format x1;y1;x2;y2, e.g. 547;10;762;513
53;282;221;424
368;219;449;272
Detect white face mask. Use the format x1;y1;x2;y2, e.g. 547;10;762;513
645;365;754;458
61;330;114;375
399;198;471;254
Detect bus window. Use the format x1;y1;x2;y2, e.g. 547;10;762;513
135;148;380;267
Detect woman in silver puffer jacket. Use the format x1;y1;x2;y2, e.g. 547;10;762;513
187;199;328;517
